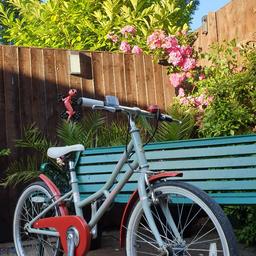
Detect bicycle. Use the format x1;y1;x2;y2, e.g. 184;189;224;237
13;95;238;256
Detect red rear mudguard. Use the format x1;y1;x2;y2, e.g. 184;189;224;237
39;174;69;216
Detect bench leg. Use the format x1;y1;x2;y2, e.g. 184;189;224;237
91;201;98;239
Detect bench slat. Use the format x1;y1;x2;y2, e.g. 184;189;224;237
77;156;256;174
77;168;256;184
80;192;256;204
79;144;256;165
78;180;256;194
82;134;256;156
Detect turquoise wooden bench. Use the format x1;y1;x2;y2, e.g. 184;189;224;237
76;134;256;205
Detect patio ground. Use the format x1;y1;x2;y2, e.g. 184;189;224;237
1;229;255;256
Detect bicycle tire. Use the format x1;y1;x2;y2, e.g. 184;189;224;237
13;181;63;256
125;180;238;256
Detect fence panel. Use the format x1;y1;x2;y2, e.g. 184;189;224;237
0;45;173;149
194;0;256;53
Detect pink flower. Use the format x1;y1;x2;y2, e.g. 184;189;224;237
167;48;183;66
107;32;119;43
181;57;196;71
185;72;192;78
132;45;143;55
194;94;205;107
147;30;166;49
169;72;186;88
180;46;193;57
120;41;131;53
121;25;136;37
162;36;178;50
178;87;185;97
180;97;189;105
199;74;206;80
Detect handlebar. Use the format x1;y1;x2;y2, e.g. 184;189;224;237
77;97;181;124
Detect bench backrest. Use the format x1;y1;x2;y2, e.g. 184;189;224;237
76;134;256;204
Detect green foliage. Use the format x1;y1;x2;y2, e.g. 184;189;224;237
1;113;128;187
225;206;256;246
1;124;56;187
155;104;196;141
2;156;41;187
0;0;198;50
0;148;10;157
57;112;105;147
199;43;256;137
173;42;256;138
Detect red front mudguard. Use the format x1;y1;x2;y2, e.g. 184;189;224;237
119;171;182;247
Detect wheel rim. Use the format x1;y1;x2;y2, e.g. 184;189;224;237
14;185;62;256
126;185;230;256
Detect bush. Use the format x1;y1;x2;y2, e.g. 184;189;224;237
199;43;256;137
225;206;256;246
171;41;256;138
0;0;198;51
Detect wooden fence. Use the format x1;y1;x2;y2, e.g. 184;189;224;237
0;45;174;152
193;0;256;53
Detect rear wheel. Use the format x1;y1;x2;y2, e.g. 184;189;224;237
126;181;238;256
13;182;63;256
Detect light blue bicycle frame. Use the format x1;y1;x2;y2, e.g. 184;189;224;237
26;114;176;251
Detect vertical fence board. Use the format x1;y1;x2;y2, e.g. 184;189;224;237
0;46;6;149
102;52;115;96
112;53;126;104
124;54;137;106
2;46;20;242
55;50;70;123
153;63;165;110
3;46;20;151
92;52;105;101
44;49;58;140
80;52;94;98
31;48;47;132
55;49;69;95
19;47;33;130
143;55;156;106
134;55;147;108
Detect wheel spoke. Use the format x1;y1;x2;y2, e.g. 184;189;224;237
125;182;235;256
13;183;61;256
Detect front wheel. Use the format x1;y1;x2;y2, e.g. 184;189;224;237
126;181;238;256
13;182;63;256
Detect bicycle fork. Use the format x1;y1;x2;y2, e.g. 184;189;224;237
130;118;182;254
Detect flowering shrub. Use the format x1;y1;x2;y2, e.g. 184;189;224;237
176;41;256;137
197;43;256;137
144;29;214;130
